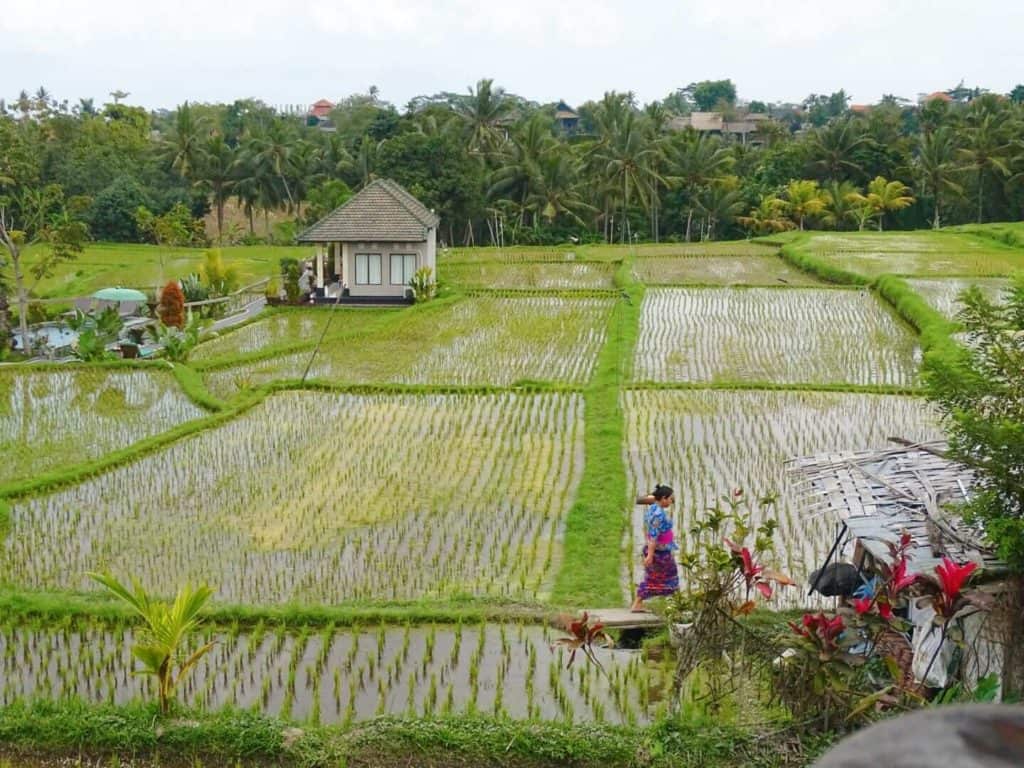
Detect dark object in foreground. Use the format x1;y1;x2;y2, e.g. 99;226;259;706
808;562;861;597
814;704;1024;767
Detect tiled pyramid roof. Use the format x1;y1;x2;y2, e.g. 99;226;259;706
298;178;439;243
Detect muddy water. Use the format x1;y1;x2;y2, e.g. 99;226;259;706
0;622;669;726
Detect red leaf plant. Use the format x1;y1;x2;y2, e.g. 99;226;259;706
917;557;991;626
724;538;795;601
552;612;615;673
851;531;918;625
788;613;850;658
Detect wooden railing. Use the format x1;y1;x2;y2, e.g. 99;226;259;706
184;278;269;316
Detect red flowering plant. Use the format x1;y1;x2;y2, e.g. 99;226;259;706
773;533;925;730
552;612;614;674
773;608;896;729
912;556;993;684
842;531;918;633
663;489;794;713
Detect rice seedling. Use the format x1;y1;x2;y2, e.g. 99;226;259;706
801;231;1024;277
622;389;943;604
203;296;613;396
441;246;620;264
0;369;204;484
443;262;616;290
3;391;585;603
634;255;822;286
905;278;1011;320
191;309;397;362
633;288;920;386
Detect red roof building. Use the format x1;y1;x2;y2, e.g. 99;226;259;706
309;99;334;119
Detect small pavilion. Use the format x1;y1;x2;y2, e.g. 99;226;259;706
297;178;439;304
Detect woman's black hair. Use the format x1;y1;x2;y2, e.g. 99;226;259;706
652;484;674;500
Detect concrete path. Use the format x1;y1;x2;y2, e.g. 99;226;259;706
581;608;663;630
207;297;266;335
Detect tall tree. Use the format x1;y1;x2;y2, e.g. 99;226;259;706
456;78;512;156
693;178;744;241
820;180;861;230
594;111;662;243
164;102;207;182
198;132;236;240
0;186;87;355
915;126;963;229
783;179;826;230
806;119;868;181
850;176;915;231
665;133;734;241
957;109;1013;223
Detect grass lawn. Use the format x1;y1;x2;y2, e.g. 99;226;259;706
20;242;313;298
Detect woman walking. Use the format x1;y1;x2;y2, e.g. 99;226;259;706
630;484;679;612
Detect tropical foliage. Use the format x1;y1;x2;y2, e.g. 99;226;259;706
87;571;216;714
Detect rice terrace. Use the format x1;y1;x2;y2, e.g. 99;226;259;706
2;57;1024;768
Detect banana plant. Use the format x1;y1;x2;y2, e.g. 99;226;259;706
88;571;215;714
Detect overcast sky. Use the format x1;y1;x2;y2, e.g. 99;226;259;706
3;1;1022;111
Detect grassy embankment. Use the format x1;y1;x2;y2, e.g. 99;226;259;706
0;699;827;768
551;256;641;606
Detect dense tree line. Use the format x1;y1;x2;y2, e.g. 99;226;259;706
2;79;1024;254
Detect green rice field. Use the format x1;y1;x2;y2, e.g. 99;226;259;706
0;229;1003;731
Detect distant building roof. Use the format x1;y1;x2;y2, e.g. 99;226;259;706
850;104;871;114
555;100;578;120
298;178;439;243
689;111;724;131
723;120;757;134
925;91;953;103
309;99;334;118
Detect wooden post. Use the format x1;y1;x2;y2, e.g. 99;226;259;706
334;243;341;277
315;245;324;289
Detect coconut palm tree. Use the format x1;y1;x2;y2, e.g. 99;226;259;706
164;102;208;182
916;127;963;229
527;148;593;228
850;176;915;231
88;572;215;715
784;179;827;230
456;78;512;156
806;119;868;181
665;132;734;241
738;196;794;236
957;110;1012;223
820;180;861;230
693;179;745;241
594;111;663;243
199;132;236;240
242;118;297;209
488;115;554;228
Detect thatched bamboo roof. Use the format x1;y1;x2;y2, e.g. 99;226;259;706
787;441;1006;578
